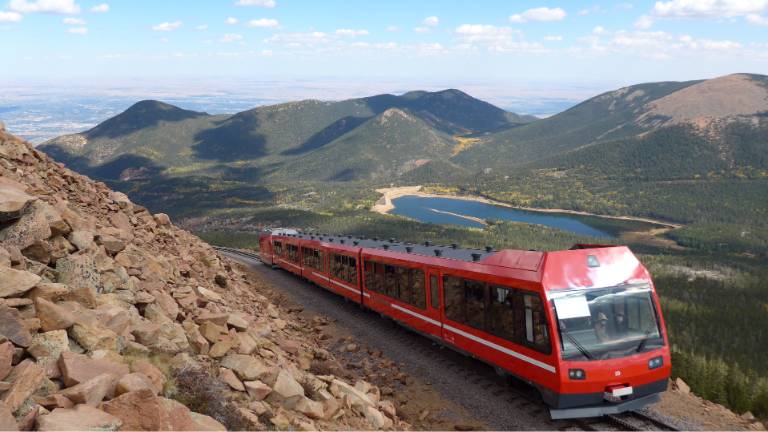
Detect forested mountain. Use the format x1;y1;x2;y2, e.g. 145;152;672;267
40;89;531;182
454;73;768;173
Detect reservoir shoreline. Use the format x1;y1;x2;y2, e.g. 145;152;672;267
371;185;682;229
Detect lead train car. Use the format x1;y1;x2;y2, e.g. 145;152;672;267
258;229;671;419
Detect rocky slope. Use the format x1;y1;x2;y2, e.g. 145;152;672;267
0;125;405;430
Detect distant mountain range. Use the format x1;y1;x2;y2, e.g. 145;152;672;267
41;73;768;186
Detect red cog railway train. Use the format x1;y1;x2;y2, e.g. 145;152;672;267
257;228;671;419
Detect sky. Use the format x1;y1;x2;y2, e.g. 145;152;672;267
1;0;767;96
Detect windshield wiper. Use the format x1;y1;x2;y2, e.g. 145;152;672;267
636;330;652;352
560;328;595;360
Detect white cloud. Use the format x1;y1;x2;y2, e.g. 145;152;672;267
8;0;80;14
543;35;563;41
62;16;83;24
152;21;181;31
226;16;238;25
593;25;605;34
652;0;768;18
509;7;566;23
195;24;208;31
385;25;399;32
248;18;279;28
423;16;439;26
573;28;745;59
634;14;654;28
335;28;368;36
454;24;546;53
220;33;243;43
67;26;87;34
746;13;768;24
90;3;107;12
0;11;23;22
261;49;273;56
264;31;329;47
234;0;275;7
413;26;430;33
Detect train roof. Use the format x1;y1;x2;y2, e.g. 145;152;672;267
272;231;506;263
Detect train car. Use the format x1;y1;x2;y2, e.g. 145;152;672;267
260;229;671;419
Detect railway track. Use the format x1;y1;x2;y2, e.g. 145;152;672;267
216;246;681;431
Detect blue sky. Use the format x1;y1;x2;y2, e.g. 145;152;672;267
2;0;767;91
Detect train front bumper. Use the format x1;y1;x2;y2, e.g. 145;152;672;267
546;378;667;419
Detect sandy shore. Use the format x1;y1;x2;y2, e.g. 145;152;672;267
371;185;682;229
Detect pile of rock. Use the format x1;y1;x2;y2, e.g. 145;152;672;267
0;128;403;430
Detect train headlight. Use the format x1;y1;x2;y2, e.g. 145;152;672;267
568;369;586;380
648;356;664;370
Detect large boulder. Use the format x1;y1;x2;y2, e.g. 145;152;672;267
58;351;129;387
0;180;34;222
0;201;56;250
0;267;40;298
220;354;269;381
100;389;198;431
268;370;305;403
0;305;33;347
59;372;116;406
35;298;76;332
0;401;17;431
36;404;122;431
2;360;45;412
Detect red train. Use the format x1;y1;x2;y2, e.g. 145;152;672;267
257;228;671;419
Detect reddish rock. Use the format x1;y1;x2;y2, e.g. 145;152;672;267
59;373;116;406
33;394;74;410
244;380;272;401
130;360;165;394
0;267;40;298
153;213;171;226
116;372;156;396
0;401;17;431
36;404;122;431
0;305;33;347
2;360;45;412
0;341;13;380
219;367;245;391
58;351;129;387
100;389;198;431
35;298;76;332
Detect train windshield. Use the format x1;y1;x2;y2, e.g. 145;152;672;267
551;284;663;360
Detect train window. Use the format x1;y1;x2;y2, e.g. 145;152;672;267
363;260;425;309
430;275;439;309
411;270;426;309
384;265;397;298
524;294;551;354
331;254;357;285
274;241;283;256
286;244;299;263
464;280;486;330
488;286;517;342
443;276;466;324
302;247;323;271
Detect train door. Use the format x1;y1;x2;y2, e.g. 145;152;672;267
427;269;444;338
258;234;273;265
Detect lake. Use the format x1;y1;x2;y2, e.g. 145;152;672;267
390;195;614;238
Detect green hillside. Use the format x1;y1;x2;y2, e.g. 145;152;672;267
41;89;529;182
270;108;457;181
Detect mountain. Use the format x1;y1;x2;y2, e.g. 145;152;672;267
41;89;531;182
454;73;768;174
271;108;457;181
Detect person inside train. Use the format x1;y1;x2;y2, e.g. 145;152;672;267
594;312;610;343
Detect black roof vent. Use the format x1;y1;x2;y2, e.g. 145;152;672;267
340;239;345;244
383;244;390;250
405;246;413;253
348;235;352;239
471;253;482;261
424;241;432;246
373;237;378;241
451;243;458;249
310;236;314;240
389;238;395;243
329;238;334;242
485;246;493;252
353;241;359;246
434;249;442;257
